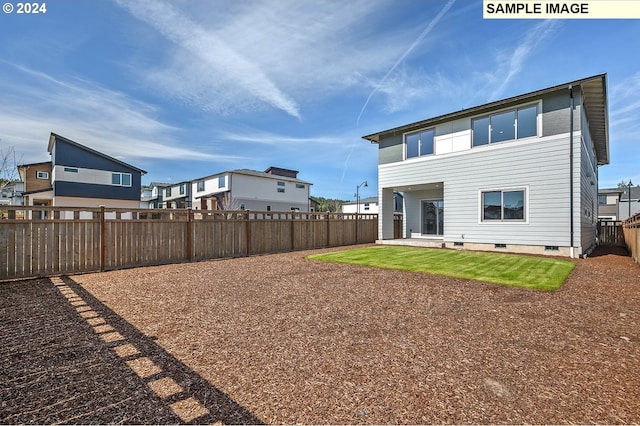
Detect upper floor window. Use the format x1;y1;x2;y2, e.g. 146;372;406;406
405;128;434;159
277;188;285;193
111;172;131;187
166;187;172;197
179;184;185;195
36;171;49;180
218;176;226;188
63;167;78;173
277;181;285;187
473;104;537;147
598;195;608;205
296;183;305;189
197;181;205;192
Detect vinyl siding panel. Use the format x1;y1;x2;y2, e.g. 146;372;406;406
380;133;580;247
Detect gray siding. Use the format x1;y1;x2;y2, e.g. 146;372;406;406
579;98;598;250
541;89;581;137
379;133;584;249
378;89;581;166
378;133;403;164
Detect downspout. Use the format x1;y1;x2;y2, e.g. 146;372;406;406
569;85;575;258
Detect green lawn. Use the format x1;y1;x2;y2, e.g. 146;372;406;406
308;246;575;290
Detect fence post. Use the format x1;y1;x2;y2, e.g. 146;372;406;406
290;212;295;250
100;206;106;271
326;213;331;247
245;210;251;256
355;212;359;244
186;209;193;261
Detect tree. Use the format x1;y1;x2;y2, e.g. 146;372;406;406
0;142;21;192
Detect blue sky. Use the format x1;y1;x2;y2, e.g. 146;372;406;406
1;0;638;200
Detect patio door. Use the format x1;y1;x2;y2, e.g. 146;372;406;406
422;200;444;236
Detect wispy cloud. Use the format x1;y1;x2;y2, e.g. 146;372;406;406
356;0;457;125
115;0;301;120
0;62;233;164
489;20;559;100
114;0;426;119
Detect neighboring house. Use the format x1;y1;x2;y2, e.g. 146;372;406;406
18;133;146;208
597;188;624;220
16;161;52;208
363;74;609;258
618;186;640;220
342;192;404;214
342;196;379;214
0;181;24;205
309;196;320;212
192;167;311;211
162;180;191;209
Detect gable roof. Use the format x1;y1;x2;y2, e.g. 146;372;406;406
47;133;147;175
362;74;609;165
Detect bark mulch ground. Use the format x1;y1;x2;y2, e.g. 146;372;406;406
1;244;639;424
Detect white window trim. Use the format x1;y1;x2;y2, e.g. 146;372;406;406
36;171;49;179
478;186;529;224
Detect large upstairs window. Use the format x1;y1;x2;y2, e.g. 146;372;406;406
405;128;435;159
473;104;538;147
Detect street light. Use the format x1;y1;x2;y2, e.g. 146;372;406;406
628;180;634;219
355;181;368;214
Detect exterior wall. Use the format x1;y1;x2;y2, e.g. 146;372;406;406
192;174;229;208
51;137;142;202
52;165;141;201
163;182;191;208
579;98;598;252
342;201;379;214
379;131;582;252
230;174;310;211
21;163;52;192
377;90;580;166
403;188;444;237
52;196;140;209
619;200;640;221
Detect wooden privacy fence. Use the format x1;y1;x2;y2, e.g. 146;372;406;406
597;220;625;246
0;206;397;281
622;213;640;265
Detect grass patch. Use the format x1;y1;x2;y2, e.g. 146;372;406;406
308;246;575;290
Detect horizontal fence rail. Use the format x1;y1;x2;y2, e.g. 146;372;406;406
0;206;401;280
622;213;640;265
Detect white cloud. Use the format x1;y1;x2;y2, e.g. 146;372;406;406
115;0;424;119
116;0;301;119
489;20;559;100
0;63;235;164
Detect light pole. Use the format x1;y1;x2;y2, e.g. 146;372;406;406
628;180;633;219
355;181;368;214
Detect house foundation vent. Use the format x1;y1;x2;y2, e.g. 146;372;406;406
453;242;464;247
544;246;560;251
494;243;507;249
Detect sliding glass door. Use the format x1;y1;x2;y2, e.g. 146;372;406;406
422;200;444;236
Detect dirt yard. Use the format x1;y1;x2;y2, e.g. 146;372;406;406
1;245;639;424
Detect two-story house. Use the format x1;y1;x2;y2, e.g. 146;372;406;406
363;74;609;258
162;180;192;209
597;188;624;221
18;133;146;208
192;167;311;212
